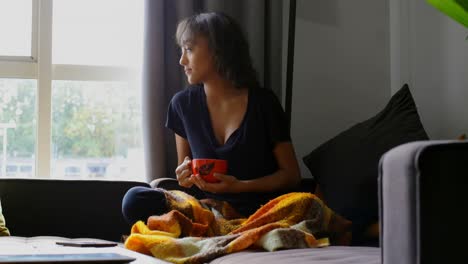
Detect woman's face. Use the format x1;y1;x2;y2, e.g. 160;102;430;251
179;35;217;84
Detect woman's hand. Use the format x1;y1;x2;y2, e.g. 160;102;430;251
191;173;241;193
175;156;194;188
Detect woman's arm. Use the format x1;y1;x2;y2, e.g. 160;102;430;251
192;142;301;193
175;134;191;164
174;134;194;188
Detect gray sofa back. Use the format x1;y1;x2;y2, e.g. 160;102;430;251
0;178;149;242
379;140;468;264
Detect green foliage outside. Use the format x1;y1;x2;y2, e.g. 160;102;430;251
0;80;36;158
0;79;142;159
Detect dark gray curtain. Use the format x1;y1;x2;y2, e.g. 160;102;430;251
142;0;285;181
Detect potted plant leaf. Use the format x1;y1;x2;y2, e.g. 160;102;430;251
427;0;468;28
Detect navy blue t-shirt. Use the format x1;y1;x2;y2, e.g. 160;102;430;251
165;84;291;215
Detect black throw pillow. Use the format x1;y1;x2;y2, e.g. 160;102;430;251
303;84;428;244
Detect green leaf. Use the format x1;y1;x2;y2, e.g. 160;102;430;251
456;0;468;11
427;0;468;28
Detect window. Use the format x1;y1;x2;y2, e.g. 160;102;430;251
6;165;18;175
0;79;37;178
0;0;145;181
64;166;81;177
0;0;33;58
52;0;142;67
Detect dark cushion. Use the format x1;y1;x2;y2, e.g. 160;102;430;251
302;84;428;244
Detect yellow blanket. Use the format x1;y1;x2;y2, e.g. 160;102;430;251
125;190;351;264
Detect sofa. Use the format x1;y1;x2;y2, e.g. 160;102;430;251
0;140;466;263
0;179;149;241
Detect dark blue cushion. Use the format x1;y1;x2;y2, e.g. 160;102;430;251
303;84;428;245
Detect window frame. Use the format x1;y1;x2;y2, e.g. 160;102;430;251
0;0;38;77
0;0;142;178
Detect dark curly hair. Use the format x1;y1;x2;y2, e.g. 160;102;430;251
176;12;259;89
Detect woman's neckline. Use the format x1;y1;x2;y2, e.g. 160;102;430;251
200;85;251;148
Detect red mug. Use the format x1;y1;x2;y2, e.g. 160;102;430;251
191;159;227;183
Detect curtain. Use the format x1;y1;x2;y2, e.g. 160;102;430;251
142;0;286;181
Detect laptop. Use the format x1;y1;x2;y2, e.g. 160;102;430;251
0;253;135;263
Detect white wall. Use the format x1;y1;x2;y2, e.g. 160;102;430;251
391;0;468;139
289;0;468;178
290;0;390;178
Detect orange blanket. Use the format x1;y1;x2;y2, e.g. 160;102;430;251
125;190;351;264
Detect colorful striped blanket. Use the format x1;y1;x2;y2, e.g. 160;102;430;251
125;190;352;264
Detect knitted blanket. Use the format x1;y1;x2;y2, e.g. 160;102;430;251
125;190;351;264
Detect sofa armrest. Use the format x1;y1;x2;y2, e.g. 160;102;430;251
379;140;468;264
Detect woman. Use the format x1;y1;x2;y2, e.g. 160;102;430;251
122;12;301;224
